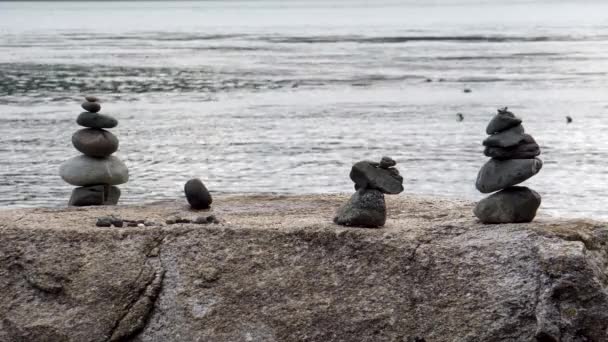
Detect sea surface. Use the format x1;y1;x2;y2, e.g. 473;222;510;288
0;0;607;219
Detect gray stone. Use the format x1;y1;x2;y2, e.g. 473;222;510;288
484;139;540;160
184;178;212;210
81;101;101;113
476;158;543;193
379;156;396;169
95;216;112;227
486;108;522;134
350;161;404;194
68;185;121;206
334;188;386;228
72;128;119;157
474;186;541;223
84;95;99;102
59;155;129;186
483;124;526;148
76;112;118;129
0;194;607;341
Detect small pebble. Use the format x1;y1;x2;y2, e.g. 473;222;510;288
463;88;472;93
96;217;112;227
194;216;210;224
144;220;155;227
379;156;396;169
166;216;178;225
137;223;145;228
85;95;99;102
82;101;101;113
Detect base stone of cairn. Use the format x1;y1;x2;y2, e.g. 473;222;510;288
474;108;542;224
334;157;404;228
59;96;129;207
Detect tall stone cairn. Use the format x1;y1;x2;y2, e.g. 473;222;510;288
474;108;542;223
59;96;129;206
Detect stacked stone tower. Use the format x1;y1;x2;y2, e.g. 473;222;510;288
334;156;403;228
59;96;129;206
474;108;542;223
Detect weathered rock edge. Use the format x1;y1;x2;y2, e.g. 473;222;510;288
0;194;607;342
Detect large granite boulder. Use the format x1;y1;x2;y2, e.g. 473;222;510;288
0;195;607;342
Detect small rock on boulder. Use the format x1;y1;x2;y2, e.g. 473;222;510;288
334;188;386;228
72;128;119;157
184;178;212;209
483;124;526;148
476;158;542;193
486;108;522;134
81;101;101;113
474;186;541;223
484;134;540;160
350;161;403;194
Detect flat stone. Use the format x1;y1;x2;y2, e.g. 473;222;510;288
72;128;119;157
476;158;542;193
76;112;118;129
483;124;526;148
334;188;386;228
59;155;129;186
84;95;99;102
81;101;101;113
484;135;540;160
184;178;212;210
474;186;541;223
68;185;121;206
486;108;522;134
350;161;404;194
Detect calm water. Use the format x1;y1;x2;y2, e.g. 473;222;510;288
0;0;607;219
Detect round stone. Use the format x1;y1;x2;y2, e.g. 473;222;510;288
484;135;540;160
184;178;212;209
82;101;101;113
476;158;543;193
85;95;99;102
334;188;386;228
379;156;396;169
76;112;118;129
59;155;129;186
486;108;522;134
72;128;119;157
474;186;541;224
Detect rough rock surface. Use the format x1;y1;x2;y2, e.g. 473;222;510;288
1;194;607;342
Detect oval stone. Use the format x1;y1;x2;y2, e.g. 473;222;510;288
76;112;118;129
85;95;99;102
476;158;542;193
474;186;541;224
486;110;522;134
59;155;129;186
184;178;212;209
72;128;119;157
82;101;101;113
483;124;526;148
350;161;403;194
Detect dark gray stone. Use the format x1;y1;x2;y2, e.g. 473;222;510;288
486;108;522;134
350;161;403;194
379;156;396;169
484;138;540;160
68;185;121;207
474;186;541;223
184;178;212;209
334;188;386;228
84;95;99;102
81;101;101;113
95;217;112;227
476;158;543;193
483;124;526;148
59;155;129;186
71;128;119;157
76;112;118;129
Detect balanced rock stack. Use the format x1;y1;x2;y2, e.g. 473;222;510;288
334;157;404;228
59;96;129;206
474;108;542;223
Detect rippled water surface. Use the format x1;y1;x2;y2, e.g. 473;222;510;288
1;0;607;219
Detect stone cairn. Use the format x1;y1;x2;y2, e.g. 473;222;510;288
59;96;129;206
334;157;404;228
474;108;542;223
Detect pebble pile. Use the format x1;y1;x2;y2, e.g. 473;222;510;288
59;96;129;206
474;108;542;223
334;156;404;228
